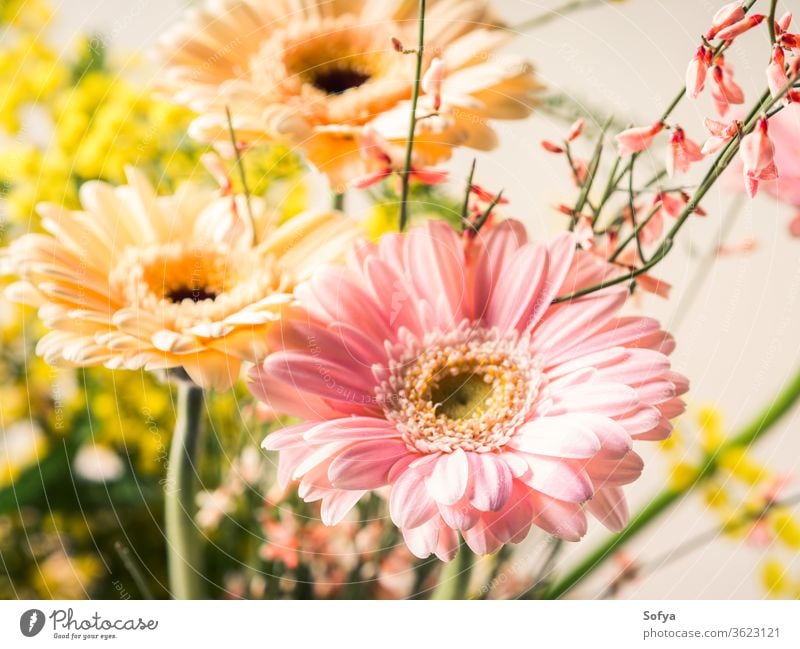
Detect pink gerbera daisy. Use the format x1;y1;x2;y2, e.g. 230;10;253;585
250;220;687;560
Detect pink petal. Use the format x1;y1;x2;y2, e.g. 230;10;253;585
261;422;316;450
484;242;549;334
402;517;440;559
462;518;502;555
472;220;528;320
320;489;366;525
435;524;460;561
303;416;400;443
300;267;393;343
390;469;438;529
585;451;644;487
530;493;588;541
467;452;513;512
548;383;640;417
510;416;601;459
524;232;577;331
405;220;467;328
586;486;629;531
524;455;594;502
427;448;470;505
328;439;410;489
532;288;628;363
362;256;423;335
262;351;377;411
248;365;343;420
438;499;481;530
593;348;671;386
485;481;533;542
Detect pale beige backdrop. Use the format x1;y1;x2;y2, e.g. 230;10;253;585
46;0;800;598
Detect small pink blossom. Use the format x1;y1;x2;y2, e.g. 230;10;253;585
790;212;800;237
352;128;447;189
706;1;746;39
686;46;711;99
715;14;766;41
615;121;664;156
571;157;589;185
540;140;564;154
767;46;791;101
638;199;665;244
711;60;745;115
421;57;445;112
716;236;758;255
780;32;800;50
666;126;704;177
777;11;793;34
702;117;741;154
470;183;508;205
574;215;594;250
740;116;778;198
567;118;585;141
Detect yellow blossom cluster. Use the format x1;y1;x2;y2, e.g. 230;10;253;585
662;405;800;598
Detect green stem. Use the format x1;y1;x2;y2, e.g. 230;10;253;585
398;0;426;232
165;382;206;599
224;106;257;246
768;0;778;45
545;361;800;599
332;191;345;211
430;545;474;599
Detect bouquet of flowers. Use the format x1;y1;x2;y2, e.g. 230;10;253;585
1;0;799;601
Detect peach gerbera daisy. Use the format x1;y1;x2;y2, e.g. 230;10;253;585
250;219;688;560
155;0;540;188
1;167;359;390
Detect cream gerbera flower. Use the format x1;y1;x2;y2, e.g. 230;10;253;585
1;168;359;390
155;0;540;188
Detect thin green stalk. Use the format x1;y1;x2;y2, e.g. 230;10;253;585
768;0;778;45
430;545;474;599
470;189;504;234
608;202;660;264
545;361;800;600
165;382;206;599
332;191;345;211
570;117;612;228
114;541;154;600
398;0;426;232
460;158;477;228
224;106;257;245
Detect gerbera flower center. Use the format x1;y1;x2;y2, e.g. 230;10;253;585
249;17;412;126
309;66;371;95
377;325;543;454
109;242;282;330
164;286;219;304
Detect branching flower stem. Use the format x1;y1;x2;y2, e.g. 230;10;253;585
398;0;426;232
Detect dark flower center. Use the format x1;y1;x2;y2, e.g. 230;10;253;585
310;67;370;95
430;372;496;420
165;286;218;303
